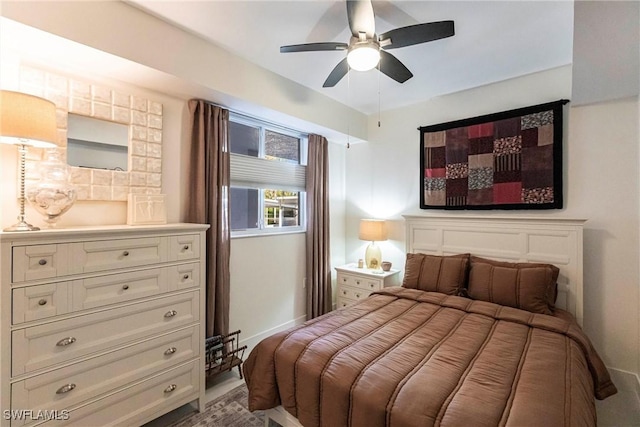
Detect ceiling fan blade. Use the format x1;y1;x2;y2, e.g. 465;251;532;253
347;0;376;39
379;21;455;50
379;50;413;83
323;58;349;87
280;42;348;53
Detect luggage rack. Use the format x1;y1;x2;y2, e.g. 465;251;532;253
205;330;246;380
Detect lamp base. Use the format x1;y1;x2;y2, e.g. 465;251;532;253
365;242;382;270
4;220;40;232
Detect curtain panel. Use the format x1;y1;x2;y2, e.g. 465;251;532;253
186;99;231;338
306;134;332;319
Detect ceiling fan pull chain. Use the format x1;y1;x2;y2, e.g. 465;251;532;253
378;61;381;128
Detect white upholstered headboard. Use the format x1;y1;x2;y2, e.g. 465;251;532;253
403;215;586;326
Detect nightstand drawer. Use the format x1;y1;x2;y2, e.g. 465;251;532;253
337;285;369;301
337;272;383;292
11;325;199;424
12;290;199;376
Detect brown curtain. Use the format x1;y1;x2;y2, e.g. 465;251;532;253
306;134;332;319
186;99;230;338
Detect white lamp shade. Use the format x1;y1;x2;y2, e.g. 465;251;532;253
359;219;387;242
0;90;58;148
347;44;380;71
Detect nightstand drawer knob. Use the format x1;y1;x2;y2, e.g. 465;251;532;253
38;299;47;306
356;293;361;298
164;310;178;318
164;347;177;355
164;384;177;394
183;245;190;250
356;280;361;285
123;251;130;257
122;284;130;290
370;284;374;288
56;383;76;394
56;337;76;347
38;259;47;266
342;290;347;295
183;274;190;280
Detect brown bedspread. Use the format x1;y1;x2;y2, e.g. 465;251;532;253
245;287;617;427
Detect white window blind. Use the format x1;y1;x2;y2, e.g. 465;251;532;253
230;153;306;191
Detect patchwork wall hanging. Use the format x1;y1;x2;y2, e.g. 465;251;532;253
419;99;568;210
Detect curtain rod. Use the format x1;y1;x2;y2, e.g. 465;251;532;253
198;99;309;137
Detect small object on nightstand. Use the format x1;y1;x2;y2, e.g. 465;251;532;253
357;259;364;268
381;261;392;271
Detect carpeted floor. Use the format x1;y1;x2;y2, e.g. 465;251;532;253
168;384;280;427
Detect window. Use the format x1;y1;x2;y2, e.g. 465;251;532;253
229;113;307;236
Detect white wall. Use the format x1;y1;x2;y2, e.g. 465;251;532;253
345;65;573;271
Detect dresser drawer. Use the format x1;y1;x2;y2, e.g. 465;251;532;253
69;237;168;275
337;272;383;292
169;262;200;291
11;326;199;424
169;234;200;262
38;361;199;427
12;282;71;324
12;245;70;283
12;291;199;376
71;267;169;312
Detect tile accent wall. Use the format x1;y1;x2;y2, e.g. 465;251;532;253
18;66;163;201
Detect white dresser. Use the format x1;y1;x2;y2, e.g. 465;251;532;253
0;224;208;427
335;264;400;308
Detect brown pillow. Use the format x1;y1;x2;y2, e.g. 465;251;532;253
470;256;560;308
468;259;557;315
403;253;469;295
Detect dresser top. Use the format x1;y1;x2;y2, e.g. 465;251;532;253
0;223;209;243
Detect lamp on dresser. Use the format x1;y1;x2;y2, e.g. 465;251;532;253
359;218;387;270
0;90;59;231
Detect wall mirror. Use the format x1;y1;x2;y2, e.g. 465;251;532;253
19;65;163;201
67;113;129;171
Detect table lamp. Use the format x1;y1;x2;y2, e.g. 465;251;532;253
1;90;59;231
359;219;387;270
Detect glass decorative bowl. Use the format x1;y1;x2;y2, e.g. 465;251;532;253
26;148;77;228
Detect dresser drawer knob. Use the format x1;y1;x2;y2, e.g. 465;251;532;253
183;245;190;251
164;347;177;355
183;274;190;280
56;337;76;347
38;299;47;306
342;278;347;282
369;284;374;289
56;383;76;394
164;310;178;318
38;259;47;266
122;284;130;290
122;251;130;257
356;293;361;298
356;280;361;285
164;384;177;394
342;290;347;295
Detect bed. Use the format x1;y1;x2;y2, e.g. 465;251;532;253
244;216;617;427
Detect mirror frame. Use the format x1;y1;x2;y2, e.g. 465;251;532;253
19;65;163;201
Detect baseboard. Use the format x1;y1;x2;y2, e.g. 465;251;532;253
608;367;640;401
239;314;307;355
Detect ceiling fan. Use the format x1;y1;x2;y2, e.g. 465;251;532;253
280;0;455;88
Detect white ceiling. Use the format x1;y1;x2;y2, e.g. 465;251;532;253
128;0;574;115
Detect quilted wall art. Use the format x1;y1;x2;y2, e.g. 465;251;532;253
419;100;568;210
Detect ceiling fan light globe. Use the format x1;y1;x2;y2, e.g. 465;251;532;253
347;45;380;71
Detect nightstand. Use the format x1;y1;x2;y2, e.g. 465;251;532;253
335;264;401;308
